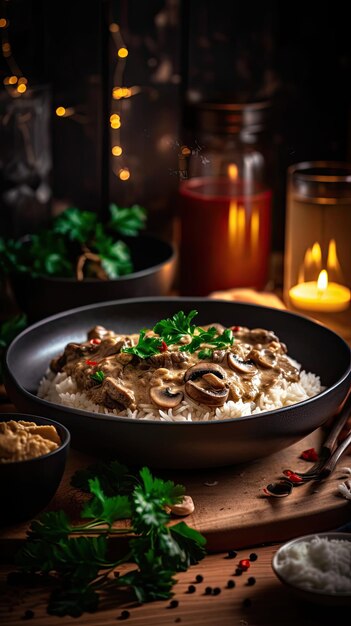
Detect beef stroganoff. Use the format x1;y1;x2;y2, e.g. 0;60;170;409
38;310;323;421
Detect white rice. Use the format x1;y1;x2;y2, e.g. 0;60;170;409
37;363;323;422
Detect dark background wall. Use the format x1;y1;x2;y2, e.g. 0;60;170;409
0;0;350;252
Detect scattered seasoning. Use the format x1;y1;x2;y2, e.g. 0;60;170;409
226;580;236;589
90;338;101;345
238;559;250;570
246;577;256;586
195;574;204;583
235;567;243;576
159;340;168;353
249;552;258;561
243;598;252;608
225;549;237;559
231;326;240;332
282;470;303;484
118;610;130;620
22;610;35;621
300;447;319;462
86;359;98;366
168;599;179;609
204;586;212;595
187;585;196;594
212;587;221;595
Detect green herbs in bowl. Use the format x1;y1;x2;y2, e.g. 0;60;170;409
0;205;176;321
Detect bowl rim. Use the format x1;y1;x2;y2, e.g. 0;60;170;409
272;531;351;598
11;235;176;284
0;413;71;465
5;296;351;427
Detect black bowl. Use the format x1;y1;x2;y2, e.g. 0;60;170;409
10;234;176;322
3;297;351;469
0;414;70;525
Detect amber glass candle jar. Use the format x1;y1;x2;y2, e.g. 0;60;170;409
284;162;351;316
178;101;273;296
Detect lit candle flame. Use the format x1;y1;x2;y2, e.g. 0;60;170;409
317;269;328;294
228;164;238;248
311;242;322;267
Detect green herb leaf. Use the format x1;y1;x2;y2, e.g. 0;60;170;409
48;586;99;618
170;522;207;565
30;232;74;277
90;370;105;384
198;348;213;359
121;329;163;359
53;207;97;243
0;313;27;349
27;511;72;542
118;549;177;602
81;477;131;525
153;310;198;345
109;203;147;237
94;224;133;278
71;460;136;496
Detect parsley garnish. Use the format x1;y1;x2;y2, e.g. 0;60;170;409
90;370;105;384
121;329;163;359
121;310;234;360
9;460;206;617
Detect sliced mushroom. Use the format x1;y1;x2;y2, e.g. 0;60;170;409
212;349;226;363
202;372;226;389
184;362;227;383
150;386;184;408
250;348;277;369
227;352;257;375
185;380;229;407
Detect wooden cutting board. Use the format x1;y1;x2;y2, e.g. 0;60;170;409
1;428;350;560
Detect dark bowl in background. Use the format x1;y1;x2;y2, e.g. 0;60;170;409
10;234;176;322
3;297;351;469
0;414;70;525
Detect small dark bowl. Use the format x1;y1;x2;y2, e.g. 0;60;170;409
0;414;70;525
10;234;176;322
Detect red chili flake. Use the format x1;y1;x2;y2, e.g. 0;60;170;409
282;469;303;483
90;338;101;345
158;341;168;352
238;559;251;570
86;360;98;366
300;447;319;462
231;325;240;332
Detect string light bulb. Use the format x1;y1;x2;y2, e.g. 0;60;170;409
118;168;130;181
117;47;128;58
112;145;123;156
0;18;8;28
17;83;26;93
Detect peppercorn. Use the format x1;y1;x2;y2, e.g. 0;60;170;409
169;599;179;608
226;549;237;559
243;598;252;608
195;574;204;583
235;567;243;576
226;580;235;589
204;586;212;595
212;587;221;595
249;552;258;561
187;585;196;594
22;610;35;621
119;610;130;620
247;577;256;586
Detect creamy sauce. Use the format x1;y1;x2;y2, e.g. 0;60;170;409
50;324;300;413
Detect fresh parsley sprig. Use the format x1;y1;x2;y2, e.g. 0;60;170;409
9;460;206;617
121;310;234;360
121;329;163;359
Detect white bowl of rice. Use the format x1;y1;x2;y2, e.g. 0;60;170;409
272;532;351;606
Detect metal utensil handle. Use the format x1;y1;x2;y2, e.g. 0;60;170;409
320;388;351;455
320;429;351;478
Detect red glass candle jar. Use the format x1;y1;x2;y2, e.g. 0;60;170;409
178;101;272;296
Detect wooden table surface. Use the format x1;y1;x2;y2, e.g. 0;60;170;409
1;399;351;626
1;290;350;626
